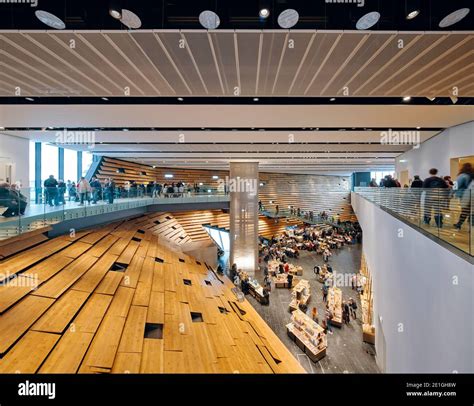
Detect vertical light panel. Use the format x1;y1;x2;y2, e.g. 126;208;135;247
229;162;259;276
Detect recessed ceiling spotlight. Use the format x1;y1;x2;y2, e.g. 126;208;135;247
120;9;141;29
426;96;436;101
177;97;184;101
416;126;421;129
439;8;470;28
25;97;34;101
330;97;336;101
101;97;109;101
406;10;420;20
278;9;299;28
109;4;122;20
35;10;66;30
199;10;220;29
253;97;259;101
122;128;129;131
403;96;411;102
259;8;270;19
356;11;381;30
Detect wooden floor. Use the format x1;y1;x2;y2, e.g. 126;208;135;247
0;216;304;374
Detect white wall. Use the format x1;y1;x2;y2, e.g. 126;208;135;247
396;121;474;180
352;192;473;373
0;133;29;187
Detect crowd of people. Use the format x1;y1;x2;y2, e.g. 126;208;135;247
259;222;362;266
368;163;473;229
43;175;116;206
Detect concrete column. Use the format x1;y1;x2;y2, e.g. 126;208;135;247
229;162;259;276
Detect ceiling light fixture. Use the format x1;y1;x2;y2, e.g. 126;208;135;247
101;97;109;101
278;9;299;28
406;9;420;20
177;97;184;101
25;97;34;101
109;0;122;20
403;96;411;102
356;11;381;30
120;9;141;29
199;10;220;29
35;10;66;29
330;97;336;101
259;8;270;19
253;97;259;101
439;8;470;28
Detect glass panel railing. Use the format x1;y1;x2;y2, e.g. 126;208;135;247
0;186;228;240
355;187;472;256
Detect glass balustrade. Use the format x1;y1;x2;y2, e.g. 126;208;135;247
0;186;229;240
354;187;473;256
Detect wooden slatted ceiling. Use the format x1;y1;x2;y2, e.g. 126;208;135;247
96;157;355;221
0;215;304;373
0;31;472;97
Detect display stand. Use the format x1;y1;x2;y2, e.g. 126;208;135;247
289;279;311;312
248;279;266;304
273;273;297;288
286;309;327;362
327;287;343;327
360;254;375;344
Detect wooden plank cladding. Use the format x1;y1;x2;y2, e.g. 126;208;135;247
0;215;304;374
95;157;355;221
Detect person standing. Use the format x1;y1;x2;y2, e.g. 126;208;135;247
311;307;319;324
90;177;102;204
325;308;333;335
322;284;329;303
349;298;358;319
57;179;66;205
454;163;473;230
287;273;293;289
43;175;58;207
104;178;116;204
422;168;448;227
410;175;423;188
77;177;91;205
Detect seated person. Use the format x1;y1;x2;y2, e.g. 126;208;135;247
0;183;27;217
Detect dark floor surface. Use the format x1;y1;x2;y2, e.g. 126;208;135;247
247;244;379;373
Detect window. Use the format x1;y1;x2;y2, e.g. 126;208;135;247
64;149;78;183
81;151;93;177
41;143;59;183
29;141;36;189
370;171;395;185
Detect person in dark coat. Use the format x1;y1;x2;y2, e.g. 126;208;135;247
43;175;58;206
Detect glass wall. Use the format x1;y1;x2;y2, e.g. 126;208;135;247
41;143;59;184
29;141;35;189
370;171;395;186
64;148;78;183
81;151;93;177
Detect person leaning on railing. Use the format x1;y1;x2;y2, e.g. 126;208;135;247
453;163;473;230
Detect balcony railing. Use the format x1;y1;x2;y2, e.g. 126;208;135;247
354;187;473;256
0;186;229;240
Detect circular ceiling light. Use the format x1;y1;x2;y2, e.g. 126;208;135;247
259;8;270;19
403;96;411;102
278;9;299;28
406;10;420;20
35;10;66;30
356;11;380;30
439;8;470;28
109;8;122;20
199;10;220;29
120;9;141;29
